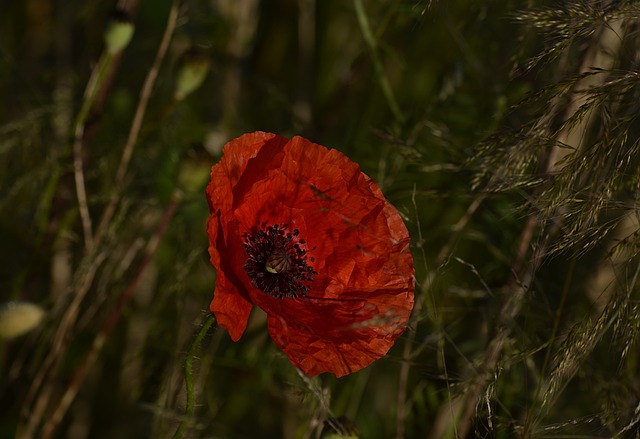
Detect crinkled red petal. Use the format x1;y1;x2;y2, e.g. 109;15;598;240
206;132;289;340
206;132;415;376
207;212;253;341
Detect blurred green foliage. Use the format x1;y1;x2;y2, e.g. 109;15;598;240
2;0;640;438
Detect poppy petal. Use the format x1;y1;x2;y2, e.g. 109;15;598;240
262;292;412;377
206;132;415;376
207;212;253;340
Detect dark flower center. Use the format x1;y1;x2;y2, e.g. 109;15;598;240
243;223;316;299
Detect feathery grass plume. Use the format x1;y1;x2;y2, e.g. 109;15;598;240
459;2;640;437
475;6;640;257
542;291;623;410
513;1;640;72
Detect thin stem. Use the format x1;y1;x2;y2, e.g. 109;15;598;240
452;16;627;438
525;255;576;430
94;0;180;248
395;185;425;439
40;190;182;439
172;314;216;439
19;7;180;435
18;251;107;439
72;52;114;250
353;0;404;124
400;190;486;438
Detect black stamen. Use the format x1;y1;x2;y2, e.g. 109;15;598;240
243;224;316;299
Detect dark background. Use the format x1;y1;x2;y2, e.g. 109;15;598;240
2;0;640;438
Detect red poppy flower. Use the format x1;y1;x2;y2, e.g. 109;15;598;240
206;132;414;377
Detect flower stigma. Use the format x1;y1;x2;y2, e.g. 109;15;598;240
266;249;291;273
243;224;316;299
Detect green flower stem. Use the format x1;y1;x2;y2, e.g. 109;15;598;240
353;0;404;124
172;314;216;439
75;53;114;133
94;0;180;248
72;52;114;250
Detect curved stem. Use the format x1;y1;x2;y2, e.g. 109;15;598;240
73;52;114;250
172;314;216;439
353;0;404;124
94;0;181;248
